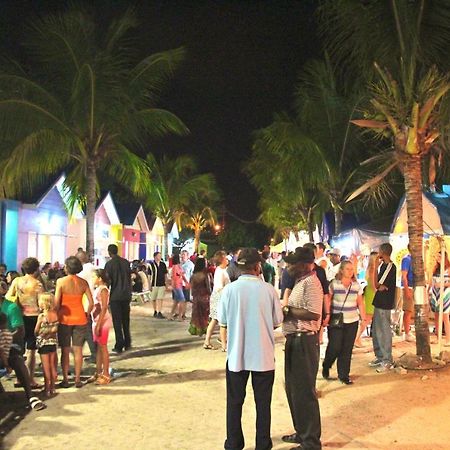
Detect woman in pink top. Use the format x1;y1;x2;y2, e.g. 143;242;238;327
88;269;112;385
169;254;189;321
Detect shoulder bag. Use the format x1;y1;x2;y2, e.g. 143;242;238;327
329;282;352;328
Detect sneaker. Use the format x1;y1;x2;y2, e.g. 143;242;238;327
376;362;394;373
405;333;415;343
368;358;382;367
157;312;165;319
153;311;158;318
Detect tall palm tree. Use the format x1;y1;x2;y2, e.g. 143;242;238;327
251;58;364;235
0;7;188;258
145;154;221;257
319;0;450;362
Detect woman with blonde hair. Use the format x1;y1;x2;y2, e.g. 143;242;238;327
354;251;378;347
203;251;230;350
323;260;366;384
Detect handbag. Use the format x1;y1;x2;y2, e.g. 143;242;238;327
329;283;352;328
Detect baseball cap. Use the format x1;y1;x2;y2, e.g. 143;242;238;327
237;248;263;265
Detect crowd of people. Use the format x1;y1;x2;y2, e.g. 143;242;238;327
215;241;449;450
1;238;448;450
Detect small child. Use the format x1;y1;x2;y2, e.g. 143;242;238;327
34;293;59;397
0;312;13;375
90;269;112;385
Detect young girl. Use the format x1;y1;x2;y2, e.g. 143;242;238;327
91;269;112;385
34;293;58;397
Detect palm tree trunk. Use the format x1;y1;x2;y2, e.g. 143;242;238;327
194;228;201;254
163;223;170;260
85;164;97;261
403;154;431;362
307;208;315;243
334;208;343;236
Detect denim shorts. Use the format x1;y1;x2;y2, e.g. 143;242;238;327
172;287;185;302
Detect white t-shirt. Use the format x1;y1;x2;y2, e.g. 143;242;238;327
213;266;230;293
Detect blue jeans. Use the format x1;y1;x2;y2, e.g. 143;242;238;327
372;308;392;364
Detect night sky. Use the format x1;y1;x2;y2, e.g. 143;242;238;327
0;0;319;221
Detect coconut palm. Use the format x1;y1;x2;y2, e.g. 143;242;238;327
0;7;188;257
319;0;450;362
180;206;218;254
250;58;365;235
145;154;221;257
247;144;326;243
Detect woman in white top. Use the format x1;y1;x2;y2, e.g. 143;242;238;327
203;251;230;350
322;261;366;385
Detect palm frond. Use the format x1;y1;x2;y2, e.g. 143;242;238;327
128;47;186;105
102;144;151;197
1;129;72;197
104;7;138;53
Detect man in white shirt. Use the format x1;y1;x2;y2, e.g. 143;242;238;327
76;250;97;362
327;248;341;281
180;250;194;302
219;248;283;450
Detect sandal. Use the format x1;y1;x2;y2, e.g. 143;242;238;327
203;344;216;350
95;375;111;385
29;396;47;411
75;380;83;388
58;380;70;389
86;373;98;384
30;383;42;390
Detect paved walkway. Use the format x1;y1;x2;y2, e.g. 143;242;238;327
1;298;450;450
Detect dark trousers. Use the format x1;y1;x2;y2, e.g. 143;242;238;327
9;347;32;400
323;321;358;380
85;315;97;357
285;333;321;450
225;363;274;450
110;301;131;351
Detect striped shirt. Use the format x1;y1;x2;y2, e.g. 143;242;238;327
283;272;323;334
0;329;13;360
329;280;363;323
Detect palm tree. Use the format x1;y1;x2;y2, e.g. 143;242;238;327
251;58;364;235
247;146;326;243
0;7;188;258
145;154;221;257
319;0;450;362
180;206;218;254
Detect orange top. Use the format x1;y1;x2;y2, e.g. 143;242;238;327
59;292;87;326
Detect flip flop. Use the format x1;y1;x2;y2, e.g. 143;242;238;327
203;344;216;350
30;383;42;390
75;381;83;388
58;380;70;389
29;397;46;411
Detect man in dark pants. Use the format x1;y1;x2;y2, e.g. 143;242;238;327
218;248;283;450
282;247;323;450
104;244;132;353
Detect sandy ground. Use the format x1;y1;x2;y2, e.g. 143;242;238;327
1;296;450;450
